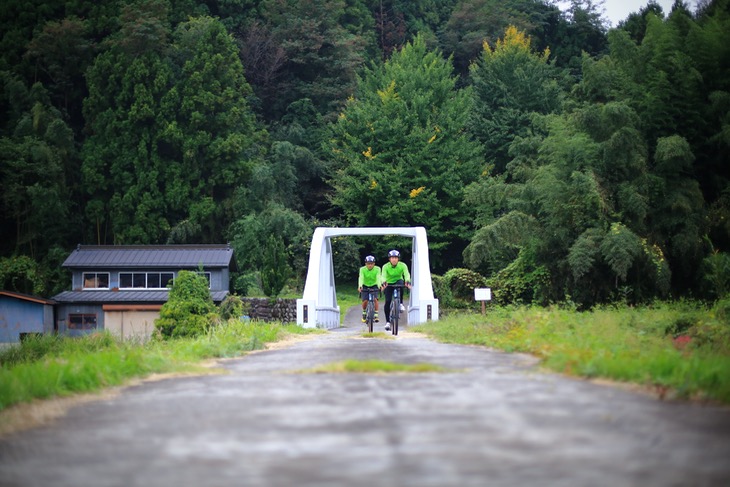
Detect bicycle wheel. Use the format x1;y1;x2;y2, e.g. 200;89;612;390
391;294;399;335
366;300;375;333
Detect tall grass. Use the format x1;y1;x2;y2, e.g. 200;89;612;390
0;320;318;411
414;302;730;403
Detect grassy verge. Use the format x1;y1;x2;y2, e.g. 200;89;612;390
413;301;730;403
301;359;449;374
0;321;319;412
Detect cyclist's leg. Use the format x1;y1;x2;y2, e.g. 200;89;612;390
366;297;375;332
390;295;398;334
383;286;394;327
360;289;368;323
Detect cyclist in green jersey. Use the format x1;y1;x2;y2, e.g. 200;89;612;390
381;249;411;331
358;255;383;323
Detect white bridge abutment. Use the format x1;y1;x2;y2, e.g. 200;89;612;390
296;227;439;329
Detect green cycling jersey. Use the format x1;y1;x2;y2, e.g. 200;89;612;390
358;265;382;288
381;261;410;284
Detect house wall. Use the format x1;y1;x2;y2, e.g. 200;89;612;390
104;306;160;341
0;296;47;343
71;268;229;291
56;304;105;337
217;268;230;291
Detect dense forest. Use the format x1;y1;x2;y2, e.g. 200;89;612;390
1;0;729;308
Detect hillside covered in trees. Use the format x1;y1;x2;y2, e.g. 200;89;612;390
1;0;729;308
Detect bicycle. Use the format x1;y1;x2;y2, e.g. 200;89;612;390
387;283;408;336
363;287;378;333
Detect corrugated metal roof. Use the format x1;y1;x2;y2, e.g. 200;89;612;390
0;290;56;305
62;244;235;270
52;290;229;303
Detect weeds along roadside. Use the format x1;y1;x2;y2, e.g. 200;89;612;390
413;301;730;404
0;320;318;412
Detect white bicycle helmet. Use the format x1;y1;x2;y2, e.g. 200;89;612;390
388;249;400;257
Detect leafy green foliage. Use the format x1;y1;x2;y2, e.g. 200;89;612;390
485;248;551;305
261;235;291;298
702;252;730;299
1;0;730;308
155;271;218;338
441;0;561;76
259;0;365;120
82;13;262;245
231;203;310;280
219;294;247;321
328;34;483;270
600;223;642;282
0;81;74;258
468;25;565;174
0;255;46;295
443;268;487;302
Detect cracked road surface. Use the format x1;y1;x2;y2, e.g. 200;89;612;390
1;308;730;487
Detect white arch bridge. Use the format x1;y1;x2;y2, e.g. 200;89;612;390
296;227;440;328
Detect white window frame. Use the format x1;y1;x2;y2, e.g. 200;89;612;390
82;272;110;290
119;272;175;290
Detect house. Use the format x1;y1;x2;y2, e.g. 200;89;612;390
0;291;56;344
52;244;236;340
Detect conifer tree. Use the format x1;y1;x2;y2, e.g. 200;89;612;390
328;34;482;269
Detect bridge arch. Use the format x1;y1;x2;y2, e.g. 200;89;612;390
296;227;439;328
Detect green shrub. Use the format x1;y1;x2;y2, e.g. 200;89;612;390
714;295;730;324
219;294;246;320
484;248;552;305
431;274;455;308
233;271;261;296
444;268;487;301
701;252;730;299
436;268;488;308
155;271;218;338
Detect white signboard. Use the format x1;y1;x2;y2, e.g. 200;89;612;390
474;288;492;301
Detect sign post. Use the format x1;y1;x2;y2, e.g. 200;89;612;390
474;288;492;315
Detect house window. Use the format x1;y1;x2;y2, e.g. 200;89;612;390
147;272;174;289
83;273;109;289
120;272;174;289
68;314;97;330
198;272;211;288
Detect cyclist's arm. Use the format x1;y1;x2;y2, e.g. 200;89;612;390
357;266;365;290
401;263;411;284
376;266;384;288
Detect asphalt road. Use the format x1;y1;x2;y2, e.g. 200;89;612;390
1;308;730;487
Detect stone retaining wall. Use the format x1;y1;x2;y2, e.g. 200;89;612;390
242;298;297;323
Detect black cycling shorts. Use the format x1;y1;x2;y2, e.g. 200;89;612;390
360;286;379;300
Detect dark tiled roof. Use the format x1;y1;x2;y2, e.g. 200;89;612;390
52;290;229;303
62;244;235;270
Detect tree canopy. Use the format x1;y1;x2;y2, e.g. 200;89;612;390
1;0;729;306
